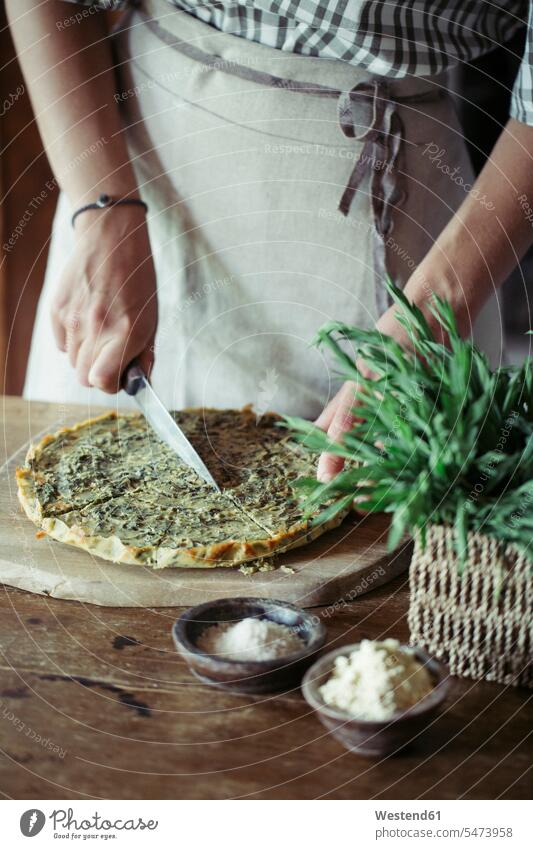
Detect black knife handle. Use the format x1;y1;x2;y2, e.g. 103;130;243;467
123;358;146;396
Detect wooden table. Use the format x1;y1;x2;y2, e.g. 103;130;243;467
0;396;531;799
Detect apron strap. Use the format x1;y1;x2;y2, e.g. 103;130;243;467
338;80;407;312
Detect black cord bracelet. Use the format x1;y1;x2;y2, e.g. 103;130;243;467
71;193;148;228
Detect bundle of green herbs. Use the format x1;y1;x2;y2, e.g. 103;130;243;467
285;279;533;562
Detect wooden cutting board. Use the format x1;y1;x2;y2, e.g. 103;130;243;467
0;398;411;607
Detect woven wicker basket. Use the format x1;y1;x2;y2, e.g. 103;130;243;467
408;524;532;688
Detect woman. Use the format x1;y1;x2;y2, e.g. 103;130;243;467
7;0;533;481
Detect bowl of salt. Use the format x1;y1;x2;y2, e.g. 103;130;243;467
172;597;327;694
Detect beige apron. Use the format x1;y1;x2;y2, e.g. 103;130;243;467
24;0;503;417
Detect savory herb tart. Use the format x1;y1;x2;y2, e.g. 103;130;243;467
16;406;349;569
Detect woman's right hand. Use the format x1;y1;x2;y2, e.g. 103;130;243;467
52;208;158;393
6;0;161;393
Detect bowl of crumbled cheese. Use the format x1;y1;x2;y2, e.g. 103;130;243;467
172;597;327;693
302;639;450;757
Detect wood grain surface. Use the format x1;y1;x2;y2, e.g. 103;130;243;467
0;396;531;799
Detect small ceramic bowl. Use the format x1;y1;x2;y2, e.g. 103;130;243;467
172;597;326;694
302;643;451;757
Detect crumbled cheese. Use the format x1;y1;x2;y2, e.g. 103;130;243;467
239;558;276;575
280;565;295;574
319;639;433;720
197;617;304;661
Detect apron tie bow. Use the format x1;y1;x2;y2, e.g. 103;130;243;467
338;79;406;239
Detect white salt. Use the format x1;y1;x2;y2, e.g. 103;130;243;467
197;617;304;661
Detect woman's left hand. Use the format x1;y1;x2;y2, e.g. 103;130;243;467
314;380;360;482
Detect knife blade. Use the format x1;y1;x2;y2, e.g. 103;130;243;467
123;359;220;493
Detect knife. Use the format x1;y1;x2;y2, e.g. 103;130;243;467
123;359;220;493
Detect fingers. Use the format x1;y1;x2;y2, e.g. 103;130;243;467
51;306;67;353
87;332;135;394
75;336;97;387
326;381;359;443
316;381;359;483
57;304;155;394
53;276;157;393
51;218;158;393
314;395;338;432
58;306;98;383
87;338;127;393
87;317;156;393
317;451;345;483
65;313;82;369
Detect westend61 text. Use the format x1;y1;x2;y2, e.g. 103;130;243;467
375;809;441;820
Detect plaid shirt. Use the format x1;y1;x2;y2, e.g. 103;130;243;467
63;1;533;124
